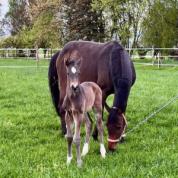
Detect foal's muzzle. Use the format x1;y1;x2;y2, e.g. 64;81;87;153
71;85;79;92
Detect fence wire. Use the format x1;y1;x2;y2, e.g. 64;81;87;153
126;95;178;135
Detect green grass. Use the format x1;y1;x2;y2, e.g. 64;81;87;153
0;58;49;66
0;59;178;178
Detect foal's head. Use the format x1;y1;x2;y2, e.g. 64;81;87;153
65;59;81;93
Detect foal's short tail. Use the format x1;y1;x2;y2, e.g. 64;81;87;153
48;51;61;117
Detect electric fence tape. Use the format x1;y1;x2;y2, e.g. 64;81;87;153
126;95;178;135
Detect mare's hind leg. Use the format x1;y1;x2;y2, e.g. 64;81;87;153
82;113;92;156
65;111;73;165
95;107;106;158
90;113;98;140
92;91;108;140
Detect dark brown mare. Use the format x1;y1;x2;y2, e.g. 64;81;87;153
63;59;106;167
48;40;136;151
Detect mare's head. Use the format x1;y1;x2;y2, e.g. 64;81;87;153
106;108;127;151
65;59;81;93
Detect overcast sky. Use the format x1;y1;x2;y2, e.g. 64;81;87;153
0;0;9;35
0;0;8;18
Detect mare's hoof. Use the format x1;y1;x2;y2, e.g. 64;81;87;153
100;144;106;158
81;143;89;156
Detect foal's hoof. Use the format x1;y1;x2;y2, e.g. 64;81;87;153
81;143;89;156
100;144;106;158
77;160;83;168
66;156;73;165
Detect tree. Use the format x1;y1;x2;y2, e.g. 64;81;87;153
0;3;4;36
26;0;62;48
60;0;105;43
1;0;62;48
92;0;148;48
142;0;178;48
5;0;31;35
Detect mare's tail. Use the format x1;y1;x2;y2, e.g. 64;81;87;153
48;51;61;117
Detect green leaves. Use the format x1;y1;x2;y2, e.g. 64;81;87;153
1;0;61;48
92;0;148;47
60;0;105;43
142;1;178;48
5;0;31;35
1;0;177;48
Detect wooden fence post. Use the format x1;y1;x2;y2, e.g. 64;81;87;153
158;52;161;69
36;47;39;68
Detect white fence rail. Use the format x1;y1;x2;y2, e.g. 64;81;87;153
0;48;178;60
0;48;59;59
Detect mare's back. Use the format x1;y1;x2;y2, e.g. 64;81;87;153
59;41;114;81
81;82;102;109
57;41;115;98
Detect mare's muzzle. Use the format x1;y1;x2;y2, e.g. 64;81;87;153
107;137;120;151
107;112;127;151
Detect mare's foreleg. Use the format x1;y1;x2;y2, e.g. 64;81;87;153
65;111;73;165
82;113;92;156
73;113;83;167
92;91;108;140
95;107;106;158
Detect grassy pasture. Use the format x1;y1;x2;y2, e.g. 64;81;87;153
0;59;178;178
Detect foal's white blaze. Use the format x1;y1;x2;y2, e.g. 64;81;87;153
71;67;77;74
100;144;106;158
81;143;89;156
67;156;73;165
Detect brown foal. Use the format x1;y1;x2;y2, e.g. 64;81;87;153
62;59;106;167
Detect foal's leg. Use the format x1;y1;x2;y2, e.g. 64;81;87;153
95;107;106;158
65;111;73;165
73;112;83;167
82;113;92;156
